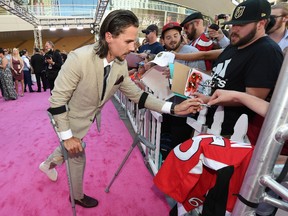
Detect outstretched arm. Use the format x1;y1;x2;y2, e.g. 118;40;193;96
207;89;269;117
174;49;223;61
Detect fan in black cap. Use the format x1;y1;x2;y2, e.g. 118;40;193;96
180;12;203;27
141;24;159;36
222;0;271;25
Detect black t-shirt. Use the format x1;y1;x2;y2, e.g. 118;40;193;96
206;36;283;135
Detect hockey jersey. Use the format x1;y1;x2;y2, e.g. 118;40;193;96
190;33;214;71
154;134;254;214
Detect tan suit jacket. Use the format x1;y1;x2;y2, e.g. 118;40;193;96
50;43;165;139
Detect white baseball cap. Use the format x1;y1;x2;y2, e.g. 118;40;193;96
150;51;175;67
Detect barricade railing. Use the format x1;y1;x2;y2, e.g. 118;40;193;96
113;90;163;175
142;110;163;175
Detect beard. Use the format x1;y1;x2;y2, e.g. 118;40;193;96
116;56;124;61
230;27;257;47
187;28;197;41
166;40;182;51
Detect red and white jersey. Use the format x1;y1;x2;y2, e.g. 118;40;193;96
191;33;214;70
154;134;254;214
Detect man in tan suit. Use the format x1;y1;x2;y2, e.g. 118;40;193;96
39;10;203;208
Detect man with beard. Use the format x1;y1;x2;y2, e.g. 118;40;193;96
180;12;215;71
267;2;288;52
162;22;206;70
38;9;204;208
192;0;283;143
159;22;206;159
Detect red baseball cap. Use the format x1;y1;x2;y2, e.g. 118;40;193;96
161;22;182;38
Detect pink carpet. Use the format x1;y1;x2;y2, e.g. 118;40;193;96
0;90;170;216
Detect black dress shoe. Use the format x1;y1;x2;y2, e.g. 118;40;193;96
70;194;98;208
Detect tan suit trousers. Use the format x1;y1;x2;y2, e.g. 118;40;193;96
44;146;86;200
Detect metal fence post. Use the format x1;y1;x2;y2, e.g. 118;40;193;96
232;54;288;215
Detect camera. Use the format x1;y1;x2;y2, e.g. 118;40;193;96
45;49;53;60
45;53;52;60
217;14;227;19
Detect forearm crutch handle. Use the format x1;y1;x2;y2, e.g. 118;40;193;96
47;111;86;148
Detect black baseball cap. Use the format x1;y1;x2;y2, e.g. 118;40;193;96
180;12;203;27
222;0;271;25
208;24;220;31
142;24;159;35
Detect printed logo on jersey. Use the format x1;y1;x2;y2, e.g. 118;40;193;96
211;58;231;89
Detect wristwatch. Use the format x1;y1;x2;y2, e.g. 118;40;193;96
170;103;175;115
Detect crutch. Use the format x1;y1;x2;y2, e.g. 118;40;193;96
47;111;86;216
105;108;156;193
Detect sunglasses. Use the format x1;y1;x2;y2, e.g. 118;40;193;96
183;21;197;30
271;15;285;19
145;30;154;35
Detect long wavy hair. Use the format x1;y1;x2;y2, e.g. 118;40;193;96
95;10;139;58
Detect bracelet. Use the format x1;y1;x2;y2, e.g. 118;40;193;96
170;103;175;115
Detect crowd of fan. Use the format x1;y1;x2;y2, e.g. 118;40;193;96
129;2;288;158
124;2;288;216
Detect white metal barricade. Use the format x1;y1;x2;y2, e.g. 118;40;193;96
113;90;163;175
142;110;163;175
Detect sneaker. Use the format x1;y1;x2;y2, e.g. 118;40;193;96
39;162;58;181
